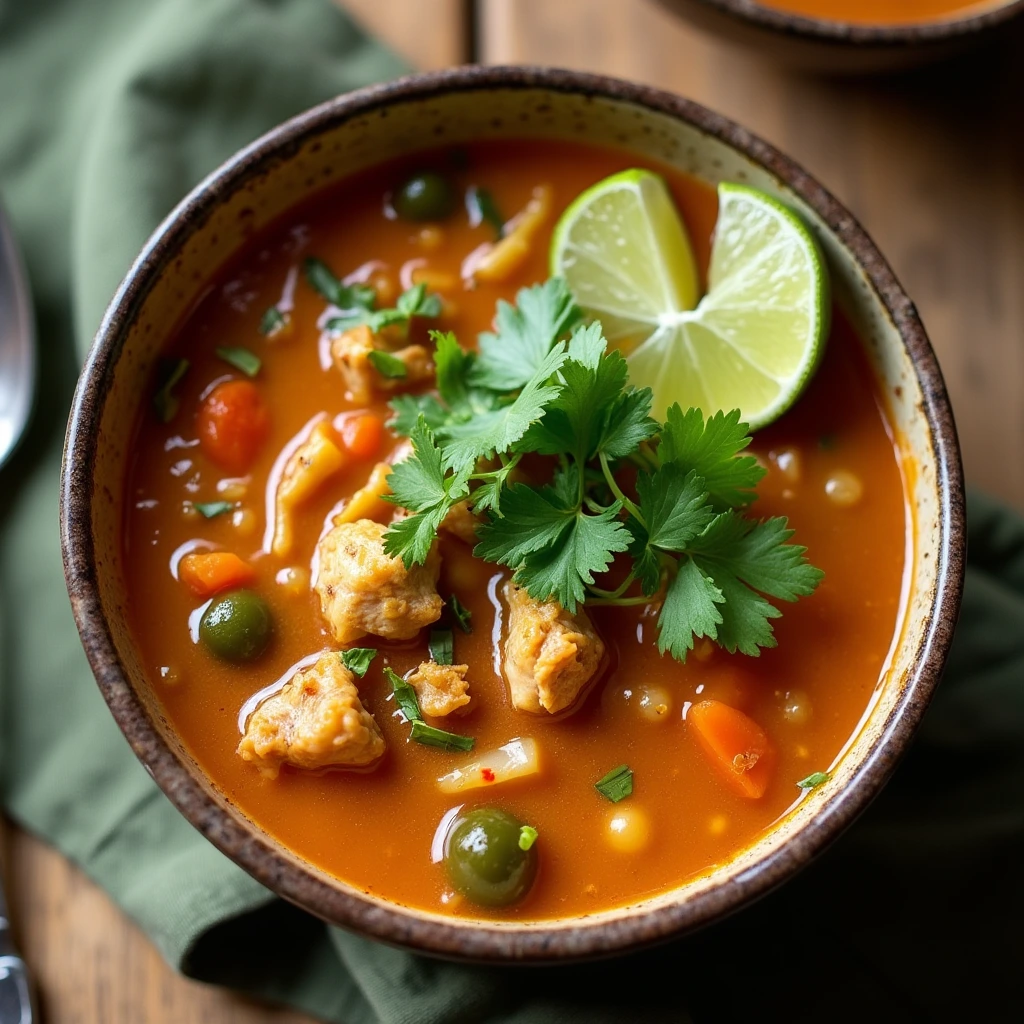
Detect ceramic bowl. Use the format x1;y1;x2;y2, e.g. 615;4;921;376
653;0;1024;73
61;66;965;962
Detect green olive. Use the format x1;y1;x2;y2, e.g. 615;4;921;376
199;589;272;662
444;807;538;907
392;172;456;222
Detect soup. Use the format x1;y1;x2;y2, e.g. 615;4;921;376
753;0;1003;24
123;140;908;920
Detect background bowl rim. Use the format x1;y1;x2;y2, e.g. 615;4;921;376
673;0;1024;45
60;63;966;962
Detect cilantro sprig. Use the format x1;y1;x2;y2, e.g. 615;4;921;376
382;278;823;663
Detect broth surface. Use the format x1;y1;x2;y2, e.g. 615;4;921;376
753;0;1002;24
124;140;908;920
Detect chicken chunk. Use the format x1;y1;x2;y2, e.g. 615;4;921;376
238;652;385;779
502;582;605;715
272;420;346;557
440;499;481;545
330;324;433;404
316;518;442;643
407;661;471;717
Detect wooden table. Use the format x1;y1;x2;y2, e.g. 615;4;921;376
7;1;1023;1020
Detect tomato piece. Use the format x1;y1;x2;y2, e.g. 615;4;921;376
688;699;776;799
196;380;269;472
178;551;256;598
342;414;385;460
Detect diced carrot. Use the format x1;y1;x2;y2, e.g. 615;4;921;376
342;414;385;460
688;700;776;800
179;551;256;598
196;380;270;473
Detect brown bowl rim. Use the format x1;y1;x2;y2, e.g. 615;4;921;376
60;64;966;963
681;0;1024;46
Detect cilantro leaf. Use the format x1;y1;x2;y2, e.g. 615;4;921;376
443;344;567;468
474;483;576;566
367;350;407;379
469;279;582;390
656;557;724;659
340;648;377;677
327;282;442;335
304;257;375;310
689;512;823;602
635;465;714;552
624;517;663;596
448;594;472;633
598;386;659;460
513;503;631;613
467;186;505;239
381;417;470;566
660;406;765;509
388;392;450;435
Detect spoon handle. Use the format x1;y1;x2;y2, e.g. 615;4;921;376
0;955;34;1024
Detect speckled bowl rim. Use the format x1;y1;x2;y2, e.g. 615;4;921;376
681;0;1024;46
61;65;966;963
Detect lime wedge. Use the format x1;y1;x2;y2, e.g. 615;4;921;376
553;179;829;430
551;169;700;348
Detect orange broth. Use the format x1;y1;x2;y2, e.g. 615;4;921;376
123;139;908;920
754;0;1002;24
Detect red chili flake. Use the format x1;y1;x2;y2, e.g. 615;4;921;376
481;768;495;782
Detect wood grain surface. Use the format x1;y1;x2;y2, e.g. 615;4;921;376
8;0;1023;1021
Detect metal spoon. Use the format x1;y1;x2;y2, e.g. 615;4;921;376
0;199;37;1022
0;199;36;470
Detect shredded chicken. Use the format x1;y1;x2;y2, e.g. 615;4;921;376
316;518;442;643
272;420;346;557
330;324;433;404
502;582;605;715
238;652;385;779
407;661;471;717
439;499;480;545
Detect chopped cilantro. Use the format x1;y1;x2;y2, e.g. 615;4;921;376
216;346;261;378
429;629;454;666
595;765;634;803
448;594;472;634
259;306;288;337
153;358;189;423
518;825;538;851
466;185;505;239
303;257;375;310
384;667;422;723
797;771;831;789
340;648;377;678
193;501;233;519
380;278;823;661
409;720;475;752
326;282;442;335
367;350;407;379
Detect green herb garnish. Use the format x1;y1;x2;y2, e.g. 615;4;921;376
449;594;472;634
518;825;538;851
381;278;823;662
340;648;377;678
216;346;262;378
467;186;505;239
384;667;474;751
384;667;421;723
327;282;442;336
409;720;475;752
153;358;189;423
796;771;830;790
367;350;408;379
303;257;376;309
193;501;233;519
429;629;454;666
595;765;634;803
259;306;288;337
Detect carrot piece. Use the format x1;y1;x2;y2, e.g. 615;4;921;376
342;414;385;460
688;700;776;800
179;551;256;598
196;380;270;473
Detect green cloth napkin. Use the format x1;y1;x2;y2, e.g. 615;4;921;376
1;1;1021;1020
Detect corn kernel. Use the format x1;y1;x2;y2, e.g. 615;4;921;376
709;815;728;837
773;448;801;483
606;806;651;854
231;507;258;538
276;565;310;596
825;469;864;507
416;226;445;251
217;477;249;500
